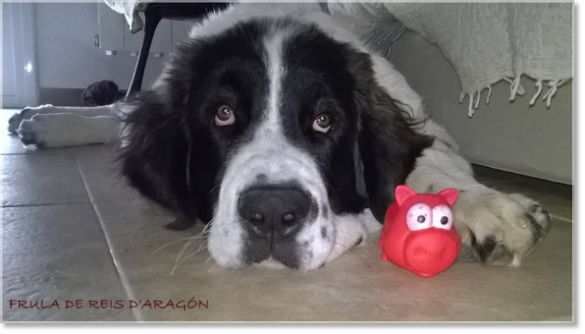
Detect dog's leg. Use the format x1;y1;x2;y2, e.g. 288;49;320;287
368;56;552;266
16;113;119;148
8;105;114;134
406;120;552;266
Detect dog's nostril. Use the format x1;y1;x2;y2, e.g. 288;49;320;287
282;213;297;227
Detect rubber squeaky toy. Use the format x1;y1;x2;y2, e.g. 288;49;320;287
378;185;460;277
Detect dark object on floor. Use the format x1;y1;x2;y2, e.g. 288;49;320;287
81;80;125;106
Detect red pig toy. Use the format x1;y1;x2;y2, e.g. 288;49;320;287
379;185;460;277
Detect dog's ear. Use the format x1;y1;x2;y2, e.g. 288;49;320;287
118;41;223;229
347;50;433;223
118;89;220;229
118;91;196;228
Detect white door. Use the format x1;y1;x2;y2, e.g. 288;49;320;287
2;3;37;108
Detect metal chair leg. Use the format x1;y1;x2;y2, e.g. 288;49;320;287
126;9;162;98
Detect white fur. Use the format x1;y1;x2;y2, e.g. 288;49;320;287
13;105;118;148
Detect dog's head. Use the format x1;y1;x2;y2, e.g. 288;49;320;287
120;17;432;271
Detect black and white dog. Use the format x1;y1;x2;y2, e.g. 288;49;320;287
9;4;551;271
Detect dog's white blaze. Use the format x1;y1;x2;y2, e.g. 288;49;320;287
208;26;370;271
264;30;288;129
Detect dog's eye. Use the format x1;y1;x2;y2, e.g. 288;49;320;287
215;105;235;126
312;114;331;133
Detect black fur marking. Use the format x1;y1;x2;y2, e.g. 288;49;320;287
321;203;329;219
349;55;434;223
20;132;37;146
353;237;363;247
470;234;513;265
321;227;328;240
524;212;551;244
281;24;369;216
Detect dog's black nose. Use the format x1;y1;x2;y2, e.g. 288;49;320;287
238;186;310;237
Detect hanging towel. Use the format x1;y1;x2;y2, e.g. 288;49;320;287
328;2;573;117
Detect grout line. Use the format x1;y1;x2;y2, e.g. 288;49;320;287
2;201;90;208
550;214;573;224
480;179;536;186
74;153;144;322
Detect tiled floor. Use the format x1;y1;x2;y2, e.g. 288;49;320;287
1;110;573;322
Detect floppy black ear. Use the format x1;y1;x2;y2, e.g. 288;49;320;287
118;89;221;230
348;51;433;223
118;91;195;229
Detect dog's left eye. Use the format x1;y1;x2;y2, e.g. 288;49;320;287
312;114;331;133
215;105;236;127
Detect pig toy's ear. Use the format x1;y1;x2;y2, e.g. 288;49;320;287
395;185;417;206
438;188;459;207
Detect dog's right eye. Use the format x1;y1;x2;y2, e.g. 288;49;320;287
215;105;236;126
312;113;332;133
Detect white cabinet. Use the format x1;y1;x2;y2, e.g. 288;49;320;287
123;15;172;54
171;20;195;46
97;3;125;53
97;3;192;56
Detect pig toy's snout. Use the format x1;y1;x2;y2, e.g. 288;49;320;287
404;229;460;277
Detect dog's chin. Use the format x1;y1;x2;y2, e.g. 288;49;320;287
207;209;377;271
254;257;291;270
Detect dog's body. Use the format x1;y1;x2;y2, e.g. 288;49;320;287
9;3;551;271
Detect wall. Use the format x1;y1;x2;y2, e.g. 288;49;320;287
34;3;164;90
389;31;573;185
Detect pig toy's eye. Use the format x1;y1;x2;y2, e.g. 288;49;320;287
432;205;453;230
406;203;432;231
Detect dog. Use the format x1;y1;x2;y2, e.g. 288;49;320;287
8;3;552;271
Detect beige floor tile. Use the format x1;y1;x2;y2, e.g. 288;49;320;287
1;153;90;207
2;204;136;321
73;145;143;203
95;199;572;322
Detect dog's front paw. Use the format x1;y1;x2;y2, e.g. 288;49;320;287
16;113;74;148
8;112;24;134
454;186;552;266
7;105;54;134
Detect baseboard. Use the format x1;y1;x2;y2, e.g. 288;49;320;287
38;88;87;107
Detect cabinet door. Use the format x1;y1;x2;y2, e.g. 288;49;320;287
171;19;195;47
97;2;125;52
124;14;172;54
